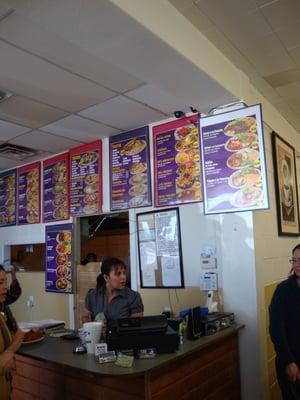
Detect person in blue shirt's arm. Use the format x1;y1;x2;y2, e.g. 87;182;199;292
82;257;144;324
269;244;300;399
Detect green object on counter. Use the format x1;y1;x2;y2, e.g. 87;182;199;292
115;354;134;368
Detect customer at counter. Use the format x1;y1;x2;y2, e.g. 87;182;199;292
269;244;300;399
82;257;144;323
5;263;22;306
0;265;24;400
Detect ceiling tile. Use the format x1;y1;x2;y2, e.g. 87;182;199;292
276;81;300;100
79;96;166;130
41;115;121;141
290;46;300;67
0;12;143;93
0;155;23;171
276;26;300;51
0;40;115;112
25;151;54;163
9;130;82;153
0;95;68;128
0;119;31;140
126;84;186;115
261;0;300;31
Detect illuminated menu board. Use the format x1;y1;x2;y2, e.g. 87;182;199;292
0;169;16;227
200;104;269;214
45;223;74;293
43;153;69;223
69;140;102;216
153;115;202;207
109;126;151;210
17;162;41;225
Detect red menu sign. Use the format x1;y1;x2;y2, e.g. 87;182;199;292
69;140;102;216
17;162;41;225
153;115;202;207
43;153;69;223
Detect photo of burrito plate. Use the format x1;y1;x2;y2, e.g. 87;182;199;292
78;152;98;167
129;162;147;175
128;184;147;197
120;139;146;156
231;186;262;208
129;173;147;185
228;167;261;189
56;277;68;290
128;195;147;208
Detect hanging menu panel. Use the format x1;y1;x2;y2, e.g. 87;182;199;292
45;223;74;293
200;104;269;214
43;153;69;223
70;140;102;216
153;115;202;207
17;162;41;225
0;169;17;227
109;126;151;210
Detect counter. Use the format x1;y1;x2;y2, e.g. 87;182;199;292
12;324;243;400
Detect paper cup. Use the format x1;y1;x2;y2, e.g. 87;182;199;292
83;322;102;354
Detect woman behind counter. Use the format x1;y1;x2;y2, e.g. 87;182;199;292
269;244;300;399
0;265;24;400
82;258;144;323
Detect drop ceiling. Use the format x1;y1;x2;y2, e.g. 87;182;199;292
170;0;300;136
2;0;298;172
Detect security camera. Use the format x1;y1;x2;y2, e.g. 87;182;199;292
174;110;185;119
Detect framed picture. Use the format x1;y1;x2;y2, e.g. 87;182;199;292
272;132;300;236
136;208;184;288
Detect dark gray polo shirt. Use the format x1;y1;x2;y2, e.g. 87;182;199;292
85;286;144;321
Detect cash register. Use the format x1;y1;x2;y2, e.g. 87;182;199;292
107;315;179;354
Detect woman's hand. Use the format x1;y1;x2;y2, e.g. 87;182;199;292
285;362;299;382
0;351;15;376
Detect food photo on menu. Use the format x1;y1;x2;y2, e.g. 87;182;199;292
0;171;16;226
110;127;151;210
200;105;268;214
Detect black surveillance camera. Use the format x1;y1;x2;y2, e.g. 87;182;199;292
190;106;198;113
174;110;185;119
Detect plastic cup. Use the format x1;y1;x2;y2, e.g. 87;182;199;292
83;322;102;354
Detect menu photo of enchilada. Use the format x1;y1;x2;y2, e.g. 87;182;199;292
120;138;146;156
225;132;258;152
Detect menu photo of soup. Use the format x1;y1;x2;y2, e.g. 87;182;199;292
153;115;202;207
0;170;17;227
17;162;41;225
200;104;269;214
69;140;102;216
109;127;151;210
43;153;69;222
45;223;73;293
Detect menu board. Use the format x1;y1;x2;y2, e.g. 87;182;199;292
45;223;73;293
153;115;202;207
109;126;151;210
69;140;102;216
43;153;69;223
17;162;41;225
0;169;17;227
200;104;269;214
137;208;184;288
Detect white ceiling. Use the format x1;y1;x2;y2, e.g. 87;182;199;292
170;0;300;136
0;0;237;171
3;0;296;172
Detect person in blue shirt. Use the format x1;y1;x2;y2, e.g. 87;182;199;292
269;244;300;399
82;257;143;323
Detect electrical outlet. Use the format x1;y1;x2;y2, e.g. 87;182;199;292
27;296;34;308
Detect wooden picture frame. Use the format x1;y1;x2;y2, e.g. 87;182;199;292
272;132;300;236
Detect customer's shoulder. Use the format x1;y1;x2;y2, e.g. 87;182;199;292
276;276;296;291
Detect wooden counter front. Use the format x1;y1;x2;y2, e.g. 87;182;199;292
12;325;243;400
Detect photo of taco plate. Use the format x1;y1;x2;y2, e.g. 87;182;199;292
229;168;261;189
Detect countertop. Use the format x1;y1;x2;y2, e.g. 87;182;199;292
18;324;244;377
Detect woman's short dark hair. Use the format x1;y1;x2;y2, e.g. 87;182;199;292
292;244;300;254
0;265;5;272
96;258;126;289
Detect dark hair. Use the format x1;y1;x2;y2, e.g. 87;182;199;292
96;258;126;289
81;252;97;266
292;244;300;254
0;265;4;272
